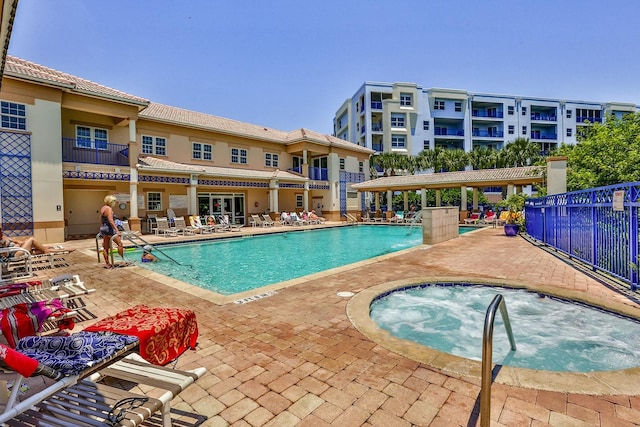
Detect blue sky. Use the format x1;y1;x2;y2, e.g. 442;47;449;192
8;1;640;135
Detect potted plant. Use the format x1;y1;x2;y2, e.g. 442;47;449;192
497;194;526;236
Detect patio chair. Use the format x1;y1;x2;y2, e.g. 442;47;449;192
251;214;264;227
173;216;195;235
154;217;179;237
481;211;497;227
262;214;276;227
218;215;243;232
0;247;33;284
389;211;404;223
166;208;177;227
464;212;482;224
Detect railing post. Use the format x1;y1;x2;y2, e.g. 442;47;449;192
630;188;639;290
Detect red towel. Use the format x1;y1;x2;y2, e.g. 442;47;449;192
0;343;38;377
0;299;73;348
84;305;198;365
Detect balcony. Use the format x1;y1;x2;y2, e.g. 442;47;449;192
309;167;328;181
471;110;504;118
371;123;383;132
434;128;464;136
372;143;383;152
576;116;602;123
530;113;557;121
360;125;366;135
530;132;557;140
371;101;383;110
288;166;303;174
62;138;129;166
472;130;504;137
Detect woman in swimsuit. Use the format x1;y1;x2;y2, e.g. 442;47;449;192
99;195;124;268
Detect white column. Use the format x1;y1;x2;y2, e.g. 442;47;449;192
472;188;479;210
189;174;198;215
403;191;409;212
129;168;138;219
421;188;426;208
507;184;514;196
303;181;309;211
129;119;137;143
435;189;441;207
374;191;380;212
386;190;393;213
460;186;467;211
270;179;279;213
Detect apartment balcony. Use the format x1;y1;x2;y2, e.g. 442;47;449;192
530;113;557;121
309;167;328;181
288;166;303;174
471;110;504;118
372;143;383;152
360;125;366;135
576;116;602;123
530;132;557;140
472;130;504;138
434;128;464;137
371;123;383;132
371;101;383;110
62;138;129;166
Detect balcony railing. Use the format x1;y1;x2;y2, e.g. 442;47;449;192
360;125;366;134
472;130;504;137
530;114;557;121
472;111;504;118
576;116;602;123
530;132;557;140
435;128;464;136
288;166;303;174
371;123;383;132
309;167;328;181
372;143;383;152
62;138;129;166
371;101;383;110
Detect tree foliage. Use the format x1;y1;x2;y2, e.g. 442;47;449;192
553;113;640;190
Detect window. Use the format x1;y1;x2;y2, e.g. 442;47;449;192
391;134;406;148
566;128;573;137
265;153;279;167
231;147;248;164
1;101;26;130
147;192;162;211
434;100;445;110
296;194;303;208
192;142;212;160
508;125;515;135
423;140;430;150
522;106;527;116
77;126;108;149
390;113;405;128
566;110;572;119
142;135;166;156
400;93;412;107
507;106;514;115
454;102;462;112
359;161;363;173
423;120;430;130
339;158;345;170
522;126;527;135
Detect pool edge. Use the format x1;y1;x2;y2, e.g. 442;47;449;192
346;276;640;396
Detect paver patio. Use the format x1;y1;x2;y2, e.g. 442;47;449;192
21;225;640;426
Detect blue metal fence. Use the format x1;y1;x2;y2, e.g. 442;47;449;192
525;182;640;290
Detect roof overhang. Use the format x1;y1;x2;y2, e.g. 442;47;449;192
352;166;544;192
0;0;18;91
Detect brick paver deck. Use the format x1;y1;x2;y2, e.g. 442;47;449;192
24;226;640;426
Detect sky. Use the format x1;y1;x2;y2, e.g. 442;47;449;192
7;1;640;135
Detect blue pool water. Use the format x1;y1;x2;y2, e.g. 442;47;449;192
133;225;430;295
370;284;640;372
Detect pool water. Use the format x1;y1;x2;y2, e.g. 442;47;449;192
370;284;640;372
133;225;425;295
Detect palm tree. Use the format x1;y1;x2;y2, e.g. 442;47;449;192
503;137;542;167
469;146;498;170
371;152;406;176
439;149;468;172
416;147;445;173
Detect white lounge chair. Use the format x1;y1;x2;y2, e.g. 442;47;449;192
173;216;195;235
219;215;243;231
262;214;276;227
251;214;264;227
154;217;179;237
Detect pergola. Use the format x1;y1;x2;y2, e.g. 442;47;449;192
351;165;545;218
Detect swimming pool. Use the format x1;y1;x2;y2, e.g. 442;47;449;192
133;225;431;295
370;284;640;372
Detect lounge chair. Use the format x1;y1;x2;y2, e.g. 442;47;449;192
262;214;276;226
280;212;293;226
389;211;404;223
166;208;177;227
481;212;497;226
173;216;195;235
154;217;179;237
218;215;243;232
289;213;306;226
0;247;33;284
251;214;264;227
464;212;481;224
188;215;213;234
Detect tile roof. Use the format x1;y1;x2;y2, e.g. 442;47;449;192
137;156;307;181
352;166;544;190
4;55;149;105
141;103;373;154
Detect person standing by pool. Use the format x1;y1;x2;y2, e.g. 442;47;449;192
99;195;124;268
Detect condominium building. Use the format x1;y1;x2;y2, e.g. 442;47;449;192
334;82;639;157
0;56;372;243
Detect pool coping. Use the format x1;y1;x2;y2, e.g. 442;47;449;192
346;276;640;395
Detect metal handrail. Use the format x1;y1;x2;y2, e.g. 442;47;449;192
481;294;516;427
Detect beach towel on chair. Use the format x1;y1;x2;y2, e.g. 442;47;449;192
84;305;198;365
15;331;138;376
0;299;73;348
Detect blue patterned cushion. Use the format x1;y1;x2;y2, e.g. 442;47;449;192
15;331;138;375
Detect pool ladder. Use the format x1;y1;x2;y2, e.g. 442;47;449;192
481;294;517;427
